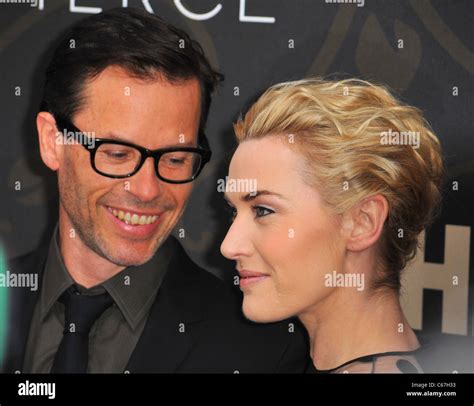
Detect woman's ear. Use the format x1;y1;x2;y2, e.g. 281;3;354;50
342;194;389;252
37;112;61;171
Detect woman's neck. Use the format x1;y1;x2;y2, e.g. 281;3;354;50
299;285;420;371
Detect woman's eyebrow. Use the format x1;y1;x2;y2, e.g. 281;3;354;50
223;190;286;203
242;190;287;202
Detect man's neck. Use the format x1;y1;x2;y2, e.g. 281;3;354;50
58;216;125;288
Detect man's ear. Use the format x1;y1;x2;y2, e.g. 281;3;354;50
37;112;61;171
341;194;389;252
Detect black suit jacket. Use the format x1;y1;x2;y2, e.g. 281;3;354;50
2;237;309;373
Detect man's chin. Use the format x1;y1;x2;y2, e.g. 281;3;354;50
102;248;156;267
97;235;161;267
92;214;173;267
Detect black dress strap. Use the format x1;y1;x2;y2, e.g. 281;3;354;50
307;348;421;374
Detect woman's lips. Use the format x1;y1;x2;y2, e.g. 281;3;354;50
238;270;270;288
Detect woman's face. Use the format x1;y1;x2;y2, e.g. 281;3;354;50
221;136;346;323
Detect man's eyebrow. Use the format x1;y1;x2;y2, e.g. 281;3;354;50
223;190;286;203
96;132;198;147
95;132;130;142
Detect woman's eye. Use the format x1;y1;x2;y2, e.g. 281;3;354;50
253;206;274;218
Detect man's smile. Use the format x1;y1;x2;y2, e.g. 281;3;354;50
106;205;160;225
104;205;164;239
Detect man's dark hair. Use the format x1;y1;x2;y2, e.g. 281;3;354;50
41;7;223;147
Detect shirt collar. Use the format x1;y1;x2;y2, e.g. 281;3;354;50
40;224;174;330
103;238;174;330
40;225;74;320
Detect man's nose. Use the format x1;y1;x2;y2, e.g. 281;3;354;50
127;158;162;201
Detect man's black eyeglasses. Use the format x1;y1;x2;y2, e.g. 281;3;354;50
54;116;211;184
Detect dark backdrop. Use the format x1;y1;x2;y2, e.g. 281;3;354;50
0;0;472;373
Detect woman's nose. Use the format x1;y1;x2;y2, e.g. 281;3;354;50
220;220;252;260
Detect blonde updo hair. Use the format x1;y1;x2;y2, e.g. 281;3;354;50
234;78;444;291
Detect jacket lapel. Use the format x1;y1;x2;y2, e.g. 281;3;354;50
3;237;208;373
3;242;48;372
126;240;207;373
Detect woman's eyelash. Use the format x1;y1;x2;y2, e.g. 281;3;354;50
252;205;274;218
224;203;274;221
224;204;237;221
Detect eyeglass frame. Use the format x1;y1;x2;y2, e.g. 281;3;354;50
54;115;212;184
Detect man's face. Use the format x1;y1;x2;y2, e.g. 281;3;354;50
57;66;201;266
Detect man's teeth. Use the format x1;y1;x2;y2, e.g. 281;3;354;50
108;207;158;225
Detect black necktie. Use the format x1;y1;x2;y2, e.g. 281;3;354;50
50;287;114;373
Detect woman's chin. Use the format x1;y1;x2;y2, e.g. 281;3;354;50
242;299;292;324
